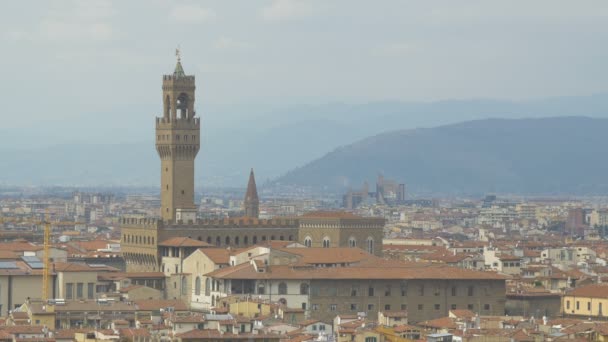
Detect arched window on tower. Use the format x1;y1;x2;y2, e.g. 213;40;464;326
207;237;212;244
225;236;231;245
300;283;309;295
176;93;190;119
367;237;374;254
349;237;357;248
253;236;258;244
205;278;210;296
216;236;221;247
235;236;240;246
244;236;249;245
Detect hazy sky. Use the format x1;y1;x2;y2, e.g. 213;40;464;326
2;0;608;129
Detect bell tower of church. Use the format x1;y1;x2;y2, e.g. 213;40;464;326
155;50;200;222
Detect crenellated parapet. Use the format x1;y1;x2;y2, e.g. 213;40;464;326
164;217;300;229
155;116;200;128
120;217;162;229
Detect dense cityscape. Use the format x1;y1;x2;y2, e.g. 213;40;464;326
1;59;608;342
3;2;608;342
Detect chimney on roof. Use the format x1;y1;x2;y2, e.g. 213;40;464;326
244;169;260;219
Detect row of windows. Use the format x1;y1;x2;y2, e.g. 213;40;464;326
133;234;296;248
303;236;375;254
347;285;477;297
197;235;294;246
65;282;95;300
567;300;604;312
314;302;491;311
157;134;197;141
242;283;481;297
123;234;154;245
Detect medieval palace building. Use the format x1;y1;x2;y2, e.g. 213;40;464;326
121;56;385;272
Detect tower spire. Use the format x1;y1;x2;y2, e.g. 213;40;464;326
174;47;185;78
244;168;260;218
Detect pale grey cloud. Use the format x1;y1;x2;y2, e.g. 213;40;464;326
169;4;217;24
3;0;117;42
260;0;314;21
372;42;417;57
214;36;251;50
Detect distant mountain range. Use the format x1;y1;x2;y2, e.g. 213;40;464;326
2;94;608;191
274;117;608;196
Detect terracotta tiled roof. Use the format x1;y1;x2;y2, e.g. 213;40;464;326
171;314;205;323
0;250;18;259
393;324;420;333
278;247;374;265
206;262;507;281
449;309;476;319
298;319;319;326
497;254;521;261
119;285;144;293
134;299;188;311
176;329;279;339
53;262;117;272
98;272;165;280
119;328;151;337
0;326;46;334
566;284;608;298
159;237;212;247
418;317;457;330
199;248;231;264
420;251;473;263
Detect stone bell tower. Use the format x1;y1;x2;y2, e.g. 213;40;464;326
155;50;200;222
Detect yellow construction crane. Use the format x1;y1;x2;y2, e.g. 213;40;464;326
0;213;84;302
43;210;50;302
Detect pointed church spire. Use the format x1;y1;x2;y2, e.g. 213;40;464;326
244;168;259;218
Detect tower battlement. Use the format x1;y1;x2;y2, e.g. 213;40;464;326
163;74;195;82
155;117;200;128
165;217;300;229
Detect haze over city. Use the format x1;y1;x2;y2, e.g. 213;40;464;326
2;1;608;189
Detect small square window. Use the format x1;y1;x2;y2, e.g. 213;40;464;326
418;304;423;310
330;304;337;311
434;304;440;310
350;304;358;311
